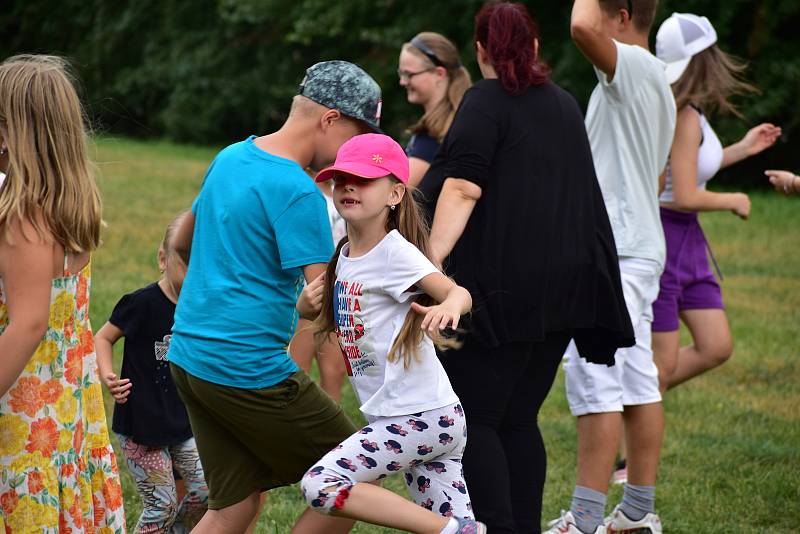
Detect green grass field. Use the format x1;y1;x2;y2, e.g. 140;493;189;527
90;137;799;533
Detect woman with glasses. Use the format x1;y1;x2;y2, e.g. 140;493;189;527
398;32;471;187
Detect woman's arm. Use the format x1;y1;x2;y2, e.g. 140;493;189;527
428;178;483;265
94;321;132;404
408;157;431;189
0;218;54;397
721;123;781;169
666;108;750;219
411;272;472;333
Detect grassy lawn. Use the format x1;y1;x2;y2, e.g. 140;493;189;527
91;136;799;533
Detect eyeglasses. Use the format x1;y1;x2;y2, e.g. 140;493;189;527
627;0;634;17
397;67;436;81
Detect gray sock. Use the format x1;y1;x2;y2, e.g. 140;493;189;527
570;485;606;533
619;484;655;521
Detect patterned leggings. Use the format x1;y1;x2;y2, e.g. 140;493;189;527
301;402;473;519
117;435;209;534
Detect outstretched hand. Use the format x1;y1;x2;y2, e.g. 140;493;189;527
740;123;781;157
411;301;462;333
297;272;325;320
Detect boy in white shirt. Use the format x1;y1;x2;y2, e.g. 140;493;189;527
547;2;676;534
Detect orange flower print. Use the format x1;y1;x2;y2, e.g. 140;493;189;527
25;417;59;457
8;376;44;417
27;471;45;494
81;328;94;355
76;274;88;311
69;494;83;529
92;494;105;527
39;379;64;404
64;317;75;343
0;490;19;515
64;347;83;385
101;476;123;511
72;421;84;454
59;509;73;534
60;463;76;478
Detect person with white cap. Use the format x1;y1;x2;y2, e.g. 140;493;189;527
651;14;781;391
547;1;676;533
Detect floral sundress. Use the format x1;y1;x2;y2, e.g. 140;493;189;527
0;260;127;533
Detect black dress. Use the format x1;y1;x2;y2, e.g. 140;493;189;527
417;79;633;366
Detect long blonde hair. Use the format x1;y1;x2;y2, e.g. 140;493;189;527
404;32;472;141
672;45;757;117
0;55;101;252
314;179;458;368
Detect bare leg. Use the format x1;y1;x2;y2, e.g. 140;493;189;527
668;309;733;389
291;507;356;534
191;491;260;534
622;402;663;487
331;482;449;534
652;330;680;395
576;412;622;494
317;333;346;403
244;492;267;534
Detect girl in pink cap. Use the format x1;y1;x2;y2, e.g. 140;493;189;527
297;133;485;534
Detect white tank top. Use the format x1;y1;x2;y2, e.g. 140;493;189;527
660;107;723;203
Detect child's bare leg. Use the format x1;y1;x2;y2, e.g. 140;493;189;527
244;492;267;534
318;333;346;402
332;482;448;533
291;508;356;534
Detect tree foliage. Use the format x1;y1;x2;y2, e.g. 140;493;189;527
1;0;797;183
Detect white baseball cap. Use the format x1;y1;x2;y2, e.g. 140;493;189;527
656;13;718;84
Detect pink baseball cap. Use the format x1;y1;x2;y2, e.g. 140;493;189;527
315;133;410;184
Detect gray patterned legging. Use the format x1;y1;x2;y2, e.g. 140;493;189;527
117;435;208;534
301;402;473;519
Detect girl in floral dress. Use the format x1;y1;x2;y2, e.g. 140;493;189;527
0;55;126;533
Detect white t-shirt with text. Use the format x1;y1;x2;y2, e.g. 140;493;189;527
334;230;459;417
585;40;677;269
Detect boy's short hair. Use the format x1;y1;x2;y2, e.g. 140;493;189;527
600;0;658;33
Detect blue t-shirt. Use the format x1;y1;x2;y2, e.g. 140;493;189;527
406;132;440;163
168;136;334;388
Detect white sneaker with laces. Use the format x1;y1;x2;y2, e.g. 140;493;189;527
544;510;607;534
604;505;662;534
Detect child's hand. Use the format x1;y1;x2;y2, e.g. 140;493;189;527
411;302;462;333
103;373;132;404
297;272;325;320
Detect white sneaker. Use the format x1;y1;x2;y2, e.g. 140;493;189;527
604;505;662;534
545;510;607;534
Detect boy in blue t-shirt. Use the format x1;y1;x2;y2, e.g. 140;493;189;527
167;60;382;533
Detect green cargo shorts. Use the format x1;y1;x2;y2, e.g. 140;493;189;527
170;364;356;510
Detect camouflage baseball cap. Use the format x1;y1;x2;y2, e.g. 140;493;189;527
298;60;383;132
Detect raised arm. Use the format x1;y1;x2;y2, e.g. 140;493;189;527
721;123;781;169
571;0;619;80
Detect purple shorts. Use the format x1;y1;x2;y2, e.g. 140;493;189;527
652;207;724;332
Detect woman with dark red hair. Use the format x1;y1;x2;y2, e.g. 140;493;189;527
417;3;634;532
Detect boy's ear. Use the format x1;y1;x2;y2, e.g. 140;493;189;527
320;108;342;132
